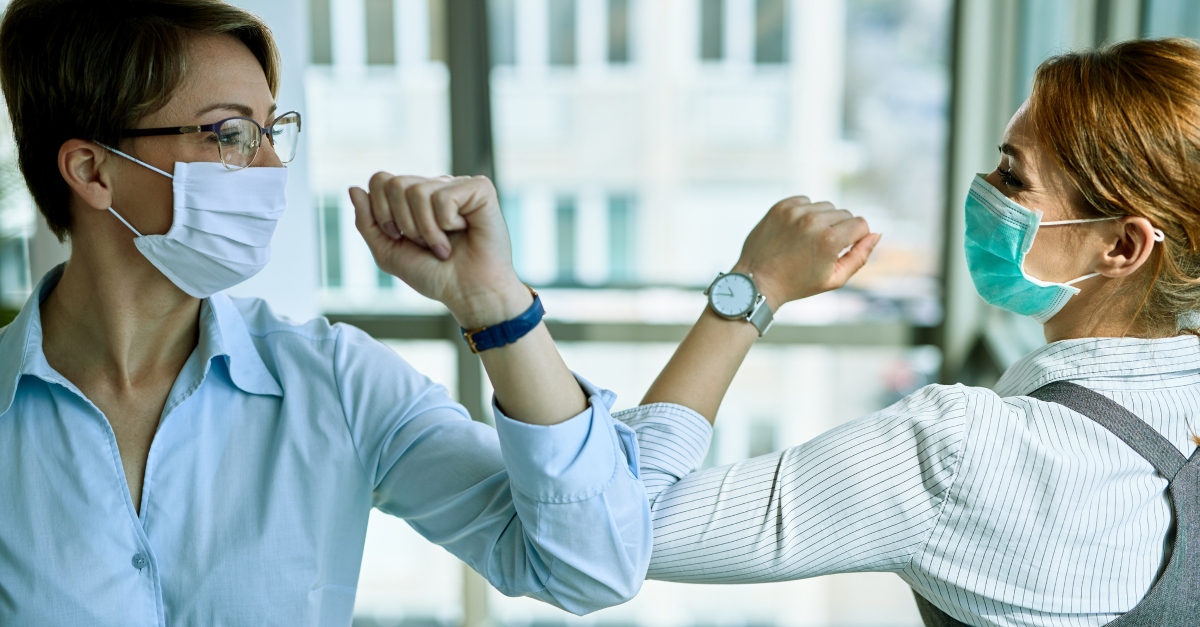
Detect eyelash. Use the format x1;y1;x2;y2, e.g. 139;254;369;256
998;165;1022;189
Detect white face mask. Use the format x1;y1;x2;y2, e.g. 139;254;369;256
100;145;288;298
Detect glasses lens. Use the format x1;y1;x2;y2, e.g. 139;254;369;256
269;113;301;164
216;118;259;169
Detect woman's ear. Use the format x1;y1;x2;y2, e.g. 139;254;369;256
1094;216;1159;278
57;139;114;211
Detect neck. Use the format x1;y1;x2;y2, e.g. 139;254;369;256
1042;278;1175;343
40;231;200;389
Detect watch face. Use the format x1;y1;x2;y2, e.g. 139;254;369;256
709;274;756;317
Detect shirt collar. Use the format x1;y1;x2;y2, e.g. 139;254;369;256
0;265;62;414
0;265;281;416
202;292;283;398
993;334;1200;397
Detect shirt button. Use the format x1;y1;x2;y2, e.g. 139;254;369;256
131;553;147;570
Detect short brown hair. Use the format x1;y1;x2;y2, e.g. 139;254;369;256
0;0;280;240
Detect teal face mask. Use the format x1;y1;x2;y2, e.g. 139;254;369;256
963;175;1162;323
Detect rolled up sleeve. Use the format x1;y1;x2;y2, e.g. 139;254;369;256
337;322;652;616
490;374;651;613
613;402;713;504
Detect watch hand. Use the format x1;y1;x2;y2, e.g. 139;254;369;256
722;290;734;297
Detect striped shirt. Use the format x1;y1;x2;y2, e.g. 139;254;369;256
616;335;1200;627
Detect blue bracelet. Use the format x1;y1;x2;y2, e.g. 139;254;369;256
460;288;545;353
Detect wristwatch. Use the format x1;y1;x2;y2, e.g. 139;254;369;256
705;272;774;336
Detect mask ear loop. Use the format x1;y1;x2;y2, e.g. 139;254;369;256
1039;217;1116;226
95;142;174;238
1055;223;1167;286
107;207;144;237
96;143;174;179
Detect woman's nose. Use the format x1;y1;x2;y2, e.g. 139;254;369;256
253;136;284;168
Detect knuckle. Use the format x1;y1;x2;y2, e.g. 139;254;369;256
383;177;406;197
405;183;434;208
369;171;393;188
429;187;451;207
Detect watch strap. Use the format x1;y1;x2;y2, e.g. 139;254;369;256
747;295;774;336
461;288;545;353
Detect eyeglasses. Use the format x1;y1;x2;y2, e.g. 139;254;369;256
122;111;302;170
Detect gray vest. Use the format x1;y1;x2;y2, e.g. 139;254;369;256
913;381;1199;627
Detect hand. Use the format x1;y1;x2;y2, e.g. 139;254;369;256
732;196;881;310
349;174;531;328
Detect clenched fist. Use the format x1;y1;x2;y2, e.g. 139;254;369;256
732;196;881;310
349;174;532;329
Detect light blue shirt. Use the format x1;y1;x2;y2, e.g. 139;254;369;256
0;268;651;626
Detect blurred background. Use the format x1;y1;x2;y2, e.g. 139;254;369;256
2;0;1200;625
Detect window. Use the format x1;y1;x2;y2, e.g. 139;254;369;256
429;0;448;63
490;0;517;66
1145;0;1200;38
747;418;778;458
0;236;28;304
754;0;786;64
608;194;635;283
548;0;577;66
364;0;396;65
317;196;342;289
309;0;333;65
699;0;724;61
555;195;577;284
608;0;631;64
377;267;395;289
502;193;525;277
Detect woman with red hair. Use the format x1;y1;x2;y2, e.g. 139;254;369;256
625;38;1200;626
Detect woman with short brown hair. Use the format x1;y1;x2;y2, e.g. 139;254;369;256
0;1;654;624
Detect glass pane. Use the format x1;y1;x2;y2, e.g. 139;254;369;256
493;0;952;325
306;0;451;313
699;0;724;61
554;195;577;284
377;266;395;289
840;0;950;323
1144;0;1200;38
318;195;343;288
429;0;448;63
548;0;577;66
1015;0;1076;105
608;0;631;64
607;194;635;283
309;0;333;65
754;0;787;64
490;0;517;66
0;110;31;313
365;0;397;65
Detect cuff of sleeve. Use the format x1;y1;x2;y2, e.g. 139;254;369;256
492;373;623;503
613;402;713;478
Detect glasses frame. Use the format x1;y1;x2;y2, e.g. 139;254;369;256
121;111;302;170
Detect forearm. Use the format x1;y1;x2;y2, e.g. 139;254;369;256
640;306;759;424
480;324;587;425
455;282;587;426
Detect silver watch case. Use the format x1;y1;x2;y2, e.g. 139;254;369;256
704;272;775;336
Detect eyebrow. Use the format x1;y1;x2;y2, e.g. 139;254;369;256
999;143;1022;159
193;102;279;119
